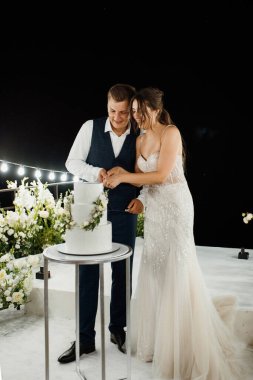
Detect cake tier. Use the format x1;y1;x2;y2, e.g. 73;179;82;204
71;204;107;226
64;222;112;255
74;182;104;204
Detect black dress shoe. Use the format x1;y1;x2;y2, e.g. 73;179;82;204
110;331;126;354
58;341;95;364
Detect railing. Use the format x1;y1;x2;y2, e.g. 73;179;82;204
0;181;74;210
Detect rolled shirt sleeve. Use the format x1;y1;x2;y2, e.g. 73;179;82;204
137;186;148;210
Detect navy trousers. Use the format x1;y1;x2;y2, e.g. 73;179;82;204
79;211;137;344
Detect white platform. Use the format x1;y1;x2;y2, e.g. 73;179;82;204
1;239;253;380
29;239;253;303
25;238;253;343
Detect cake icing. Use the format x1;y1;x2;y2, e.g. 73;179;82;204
64;182;112;255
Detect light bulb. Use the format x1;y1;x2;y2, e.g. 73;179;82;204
17;166;25;176
0;162;8;172
35;169;42;178
48;172;55;181
60;173;67;181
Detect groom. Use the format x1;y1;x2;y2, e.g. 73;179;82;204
58;83;143;363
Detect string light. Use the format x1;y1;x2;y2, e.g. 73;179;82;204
48;172;55;181
34;169;42;179
0;159;78;182
17;166;25;176
0;162;8;172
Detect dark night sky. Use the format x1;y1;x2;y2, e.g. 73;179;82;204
0;2;252;248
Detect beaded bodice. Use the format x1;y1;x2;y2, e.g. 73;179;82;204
137;152;186;184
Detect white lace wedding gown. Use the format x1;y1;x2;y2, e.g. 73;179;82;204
132;152;252;380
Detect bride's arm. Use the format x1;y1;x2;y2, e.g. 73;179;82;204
108;127;181;187
134;135;143;174
105;135;143;187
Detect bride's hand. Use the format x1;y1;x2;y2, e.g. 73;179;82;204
104;174;122;189
107;166;128;176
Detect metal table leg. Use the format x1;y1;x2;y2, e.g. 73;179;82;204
99;263;105;380
44;257;49;380
75;264;87;380
126;257;131;380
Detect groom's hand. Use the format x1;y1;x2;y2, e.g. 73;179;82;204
125;199;144;214
103;174;121;189
98;168;108;183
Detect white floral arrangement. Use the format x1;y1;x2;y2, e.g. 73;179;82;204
65;189;109;231
242;212;253;224
0;177;72;259
0;253;40;310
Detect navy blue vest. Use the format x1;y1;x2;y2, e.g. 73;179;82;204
86;117;140;211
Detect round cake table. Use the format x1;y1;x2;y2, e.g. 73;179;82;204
43;243;133;380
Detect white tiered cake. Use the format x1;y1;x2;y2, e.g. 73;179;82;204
64;182;112;255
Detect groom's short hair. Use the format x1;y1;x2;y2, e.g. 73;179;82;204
108;83;136;103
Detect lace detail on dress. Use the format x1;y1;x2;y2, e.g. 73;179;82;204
132;151;251;379
137;152;185;184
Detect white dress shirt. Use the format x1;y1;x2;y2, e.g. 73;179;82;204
65;118;131;182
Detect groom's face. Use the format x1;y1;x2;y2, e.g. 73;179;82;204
107;98;130;135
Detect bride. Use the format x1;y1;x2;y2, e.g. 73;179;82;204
104;87;252;379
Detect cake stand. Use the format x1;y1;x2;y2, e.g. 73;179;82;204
43;243;133;380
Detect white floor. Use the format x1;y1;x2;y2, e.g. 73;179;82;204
0;238;253;380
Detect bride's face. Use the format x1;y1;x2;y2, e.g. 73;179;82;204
132;100;157;129
132;99;155;130
132;100;142;126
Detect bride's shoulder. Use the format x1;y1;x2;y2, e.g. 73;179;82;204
136;134;143;150
162;125;181;139
136;135;141;143
167;123;179;130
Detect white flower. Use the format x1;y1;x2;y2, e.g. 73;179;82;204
0;178;72;258
242;212;253;224
71;190;109;232
23;276;33;293
27;255;41;267
0;253;34;310
39;210;49;218
0;253;12;262
6;262;14;271
246;213;253;221
14;188;36;210
13;259;23;270
5;211;19;227
7;180;17;189
12;291;24;304
55;207;65;216
0;178;75;310
0;269;7;281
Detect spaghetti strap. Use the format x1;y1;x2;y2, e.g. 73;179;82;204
160;125;170;139
139;133;145;145
161;124;176;140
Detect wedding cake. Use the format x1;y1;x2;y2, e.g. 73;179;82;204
64;182;112;255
